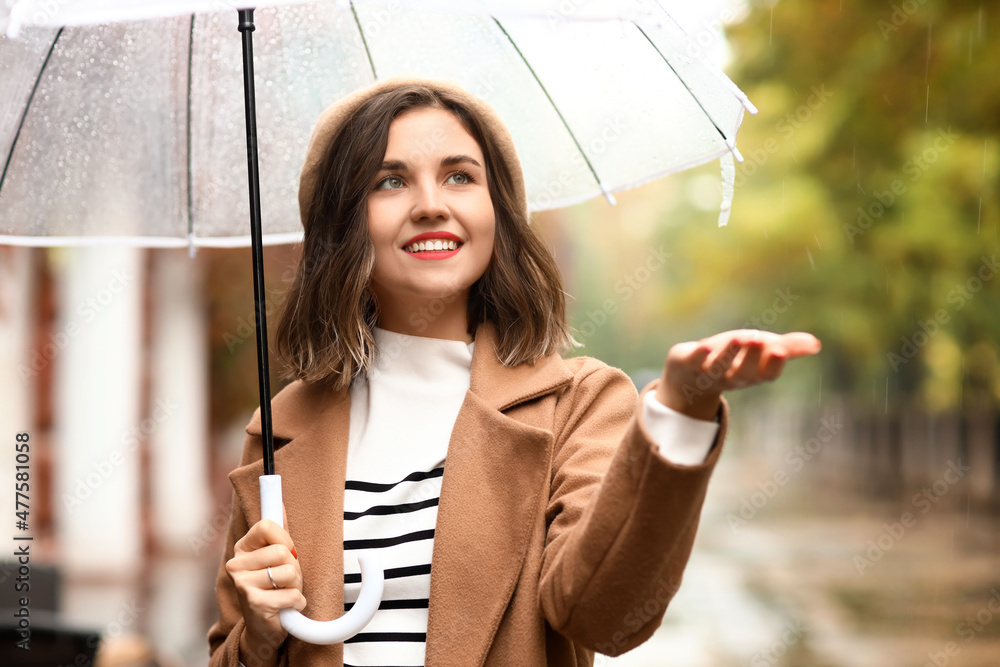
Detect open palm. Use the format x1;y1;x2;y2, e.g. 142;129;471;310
655;330;822;420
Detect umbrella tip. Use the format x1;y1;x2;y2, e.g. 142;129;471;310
725;139;745;164
2;4;21;39
599;184;617;207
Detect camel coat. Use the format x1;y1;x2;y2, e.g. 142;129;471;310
207;322;730;666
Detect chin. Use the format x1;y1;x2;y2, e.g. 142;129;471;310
415;286;467;303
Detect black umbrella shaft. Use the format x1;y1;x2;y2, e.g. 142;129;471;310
238;9;276;476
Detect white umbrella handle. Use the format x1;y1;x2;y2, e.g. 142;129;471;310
258;475;384;645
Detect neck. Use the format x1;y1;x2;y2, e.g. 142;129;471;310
375;291;473;343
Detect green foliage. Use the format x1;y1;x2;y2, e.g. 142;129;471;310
558;0;1000;412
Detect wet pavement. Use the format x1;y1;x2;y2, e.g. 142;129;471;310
603;431;1000;667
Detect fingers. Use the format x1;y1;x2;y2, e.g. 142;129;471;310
226;544;307;613
703;338;741;372
725;339;764;387
234;518;296;557
262;561;303;593
759;350;787;381
777;332;822;357
701;328;759;351
242;576;308;615
668;340;710;366
228;517;301;589
231;542;298;572
702;330;820;361
704;331;798;388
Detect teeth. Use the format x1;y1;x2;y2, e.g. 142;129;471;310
406;239;460;253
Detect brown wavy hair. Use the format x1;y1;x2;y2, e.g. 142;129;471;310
274;83;580;391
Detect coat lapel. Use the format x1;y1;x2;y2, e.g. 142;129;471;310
424;323;574;666
230;323;574;666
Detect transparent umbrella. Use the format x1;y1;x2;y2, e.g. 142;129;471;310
0;0;756;646
1;0;755;247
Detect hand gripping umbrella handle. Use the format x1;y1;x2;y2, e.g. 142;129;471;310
258;475;385;645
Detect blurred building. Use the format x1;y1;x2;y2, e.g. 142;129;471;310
1;245;215;665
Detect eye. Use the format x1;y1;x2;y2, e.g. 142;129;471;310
447;170;476;185
375;175;404;191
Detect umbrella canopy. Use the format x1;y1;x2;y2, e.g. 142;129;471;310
1;0;659;31
0;0;759;646
0;0;755;248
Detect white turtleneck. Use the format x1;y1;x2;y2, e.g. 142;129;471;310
241;327;718;667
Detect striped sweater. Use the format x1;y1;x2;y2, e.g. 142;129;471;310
340;327;473;666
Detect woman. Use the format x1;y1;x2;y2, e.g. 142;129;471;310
207;77;821;667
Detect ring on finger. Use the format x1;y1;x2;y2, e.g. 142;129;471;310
266;565;281;590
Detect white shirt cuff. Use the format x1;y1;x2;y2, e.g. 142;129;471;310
640;390;720;466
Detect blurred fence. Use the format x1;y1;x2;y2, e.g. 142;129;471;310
833;403;998;507
734;395;999;510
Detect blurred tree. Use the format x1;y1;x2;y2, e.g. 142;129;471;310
558;0;999;414
725;0;999;412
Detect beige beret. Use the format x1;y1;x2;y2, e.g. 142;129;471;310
298;76;528;229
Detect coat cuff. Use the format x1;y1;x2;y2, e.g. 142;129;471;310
209;616;246;667
640;390;720;466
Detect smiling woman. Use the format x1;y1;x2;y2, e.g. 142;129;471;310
207;76;819;667
276;81;575;388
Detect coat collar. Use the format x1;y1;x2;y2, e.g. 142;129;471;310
244;321;574;441
234;322;574;664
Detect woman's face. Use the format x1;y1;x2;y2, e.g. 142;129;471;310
367;107;495;311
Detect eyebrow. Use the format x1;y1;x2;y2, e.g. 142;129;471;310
378;154;483;172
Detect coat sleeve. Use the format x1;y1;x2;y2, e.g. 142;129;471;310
207;426;290;667
206;430;255;667
537;360;729;657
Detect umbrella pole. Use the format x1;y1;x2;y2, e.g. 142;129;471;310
237;8;276;476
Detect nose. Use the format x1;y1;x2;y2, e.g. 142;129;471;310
409;177;450;223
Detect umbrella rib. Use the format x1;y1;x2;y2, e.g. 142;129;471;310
186;14;196;251
633;23;729;144
491;17;612;205
349;1;378;80
0;28;64;199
